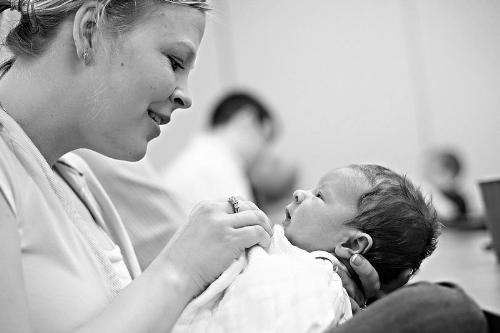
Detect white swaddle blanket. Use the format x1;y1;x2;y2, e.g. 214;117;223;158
172;225;352;333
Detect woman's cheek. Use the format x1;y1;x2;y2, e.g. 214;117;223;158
150;74;176;100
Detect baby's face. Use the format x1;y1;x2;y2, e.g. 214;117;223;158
283;168;371;252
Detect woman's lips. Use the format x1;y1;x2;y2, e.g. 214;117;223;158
148;110;171;125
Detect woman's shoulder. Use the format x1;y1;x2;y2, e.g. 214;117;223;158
0;134;26;215
57;151;93;176
56;152;104;196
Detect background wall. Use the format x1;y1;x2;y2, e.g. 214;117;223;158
147;0;500;213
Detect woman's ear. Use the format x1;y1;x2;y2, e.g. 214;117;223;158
334;232;373;257
73;1;101;65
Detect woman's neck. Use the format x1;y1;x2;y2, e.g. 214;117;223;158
0;58;82;166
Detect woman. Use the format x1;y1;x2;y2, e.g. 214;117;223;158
0;1;487;333
0;1;277;332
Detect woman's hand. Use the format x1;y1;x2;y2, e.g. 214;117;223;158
333;253;380;313
162;197;273;295
333;251;412;313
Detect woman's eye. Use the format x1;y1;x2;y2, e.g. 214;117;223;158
168;56;184;71
316;191;323;199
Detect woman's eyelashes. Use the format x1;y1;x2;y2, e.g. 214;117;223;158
167;55;185;71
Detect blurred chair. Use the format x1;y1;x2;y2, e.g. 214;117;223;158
479;178;500;262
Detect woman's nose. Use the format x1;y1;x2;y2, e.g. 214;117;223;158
171;87;192;109
293;190;307;204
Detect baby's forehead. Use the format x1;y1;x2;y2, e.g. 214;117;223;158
320;168;362;184
319;168;371;193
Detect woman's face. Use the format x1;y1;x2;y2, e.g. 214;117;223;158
82;4;206;161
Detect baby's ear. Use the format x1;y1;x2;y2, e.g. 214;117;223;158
334;232;373;258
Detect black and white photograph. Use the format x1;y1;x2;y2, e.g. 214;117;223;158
0;1;498;332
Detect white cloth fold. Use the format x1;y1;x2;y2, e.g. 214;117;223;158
173;225;352;333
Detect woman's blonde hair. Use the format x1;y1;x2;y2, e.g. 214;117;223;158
0;0;210;59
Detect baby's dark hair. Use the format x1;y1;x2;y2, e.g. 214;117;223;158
346;164;440;286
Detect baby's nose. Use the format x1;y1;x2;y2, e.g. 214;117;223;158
293;190;307;204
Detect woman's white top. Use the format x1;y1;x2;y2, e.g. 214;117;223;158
0;108;140;333
106;244;133;287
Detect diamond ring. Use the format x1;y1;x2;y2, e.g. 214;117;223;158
228;196;240;213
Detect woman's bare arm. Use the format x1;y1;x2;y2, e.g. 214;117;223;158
0;197;271;333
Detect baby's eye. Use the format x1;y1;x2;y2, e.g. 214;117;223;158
316;191;323;199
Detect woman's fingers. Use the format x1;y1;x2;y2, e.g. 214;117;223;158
349;254;381;299
335;267;366;306
334;249;381;303
234;225;272;249
224;196;258;213
165;198;273;293
196;197;272;235
230;209;273;236
222;197;273;236
349;297;362;315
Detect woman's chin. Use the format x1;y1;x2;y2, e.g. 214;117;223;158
121;149;147;162
103;143;148;162
123;153;146;162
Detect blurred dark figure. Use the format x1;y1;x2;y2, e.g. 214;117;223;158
248;150;299;223
160;90;277;216
423;149;485;230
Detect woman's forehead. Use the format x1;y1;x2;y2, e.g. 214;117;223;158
134;4;206;41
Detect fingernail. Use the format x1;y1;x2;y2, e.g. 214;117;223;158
351;254;362;266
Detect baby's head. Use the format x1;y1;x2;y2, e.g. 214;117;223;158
283;164;440;287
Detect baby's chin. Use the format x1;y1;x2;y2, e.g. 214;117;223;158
283;229;322;253
283;227;299;245
282;219;308;249
287;237;313;252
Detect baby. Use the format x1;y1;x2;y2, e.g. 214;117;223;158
284;164;440;288
173;164;440;333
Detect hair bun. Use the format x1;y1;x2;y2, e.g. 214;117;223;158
0;0;23;14
0;0;13;13
10;0;22;11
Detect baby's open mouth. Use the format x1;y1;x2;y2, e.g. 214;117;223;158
283;207;291;227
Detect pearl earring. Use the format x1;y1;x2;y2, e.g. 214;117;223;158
83;49;91;65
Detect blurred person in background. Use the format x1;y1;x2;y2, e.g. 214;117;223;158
422;148;485;230
249;148;299;223
160;91;277;216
